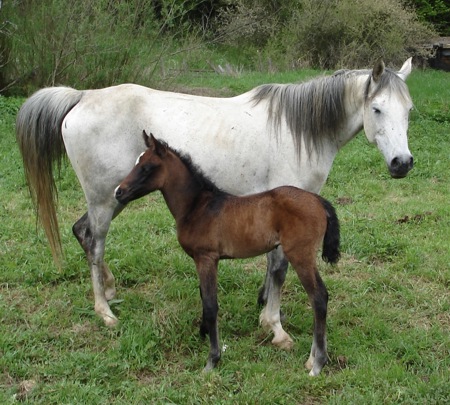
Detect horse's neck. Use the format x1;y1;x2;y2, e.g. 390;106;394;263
160;155;206;222
337;73;368;147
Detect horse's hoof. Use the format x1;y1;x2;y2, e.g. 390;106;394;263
305;357;314;370
103;314;119;327
105;288;117;301
272;335;293;350
308;368;321;377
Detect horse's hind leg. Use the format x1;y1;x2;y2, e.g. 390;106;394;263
72;204;124;326
195;254;221;372
286;251;328;376
259;247;293;350
73;213;115;301
258;246;288;312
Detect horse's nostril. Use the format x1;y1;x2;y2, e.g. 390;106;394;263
391;157;400;169
409;156;414;169
115;187;122;197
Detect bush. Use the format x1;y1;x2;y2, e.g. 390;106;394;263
265;0;437;69
214;0;437;70
214;1;279;47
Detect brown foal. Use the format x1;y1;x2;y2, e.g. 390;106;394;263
115;131;340;375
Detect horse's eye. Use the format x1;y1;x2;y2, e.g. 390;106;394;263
373;107;381;114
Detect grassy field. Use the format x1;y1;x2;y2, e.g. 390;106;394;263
0;67;449;404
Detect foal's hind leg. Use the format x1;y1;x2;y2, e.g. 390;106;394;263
286;251;328;376
259;247;293;350
195;254;221;372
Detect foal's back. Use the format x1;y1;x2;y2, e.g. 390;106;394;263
177;186;327;260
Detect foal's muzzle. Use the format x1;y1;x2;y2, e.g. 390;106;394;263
114;186;127;204
389;155;414;178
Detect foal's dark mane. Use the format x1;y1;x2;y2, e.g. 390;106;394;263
164;141;228;197
251;67;410;156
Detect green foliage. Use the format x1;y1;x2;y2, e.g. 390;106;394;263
406;0;450;35
1;68;449;403
264;0;437;69
214;0;438;69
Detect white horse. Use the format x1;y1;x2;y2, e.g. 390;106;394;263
16;59;413;353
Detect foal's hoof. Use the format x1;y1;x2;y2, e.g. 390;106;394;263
305;356;326;376
202;356;220;373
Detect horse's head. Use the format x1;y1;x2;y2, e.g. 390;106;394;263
363;58;414;178
115;130;167;204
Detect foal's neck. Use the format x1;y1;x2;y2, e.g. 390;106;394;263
160;152;219;223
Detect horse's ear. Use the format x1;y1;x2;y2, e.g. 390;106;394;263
372;58;385;83
397;57;412;81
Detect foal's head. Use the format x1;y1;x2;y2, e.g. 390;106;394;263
115;131;168;205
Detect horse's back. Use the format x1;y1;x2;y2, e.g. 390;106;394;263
63;83;285;197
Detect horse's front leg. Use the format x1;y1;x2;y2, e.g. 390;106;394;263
194;254;220;372
73;207;119;326
258;246;293;350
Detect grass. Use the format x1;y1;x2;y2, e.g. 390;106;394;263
1;67;449;404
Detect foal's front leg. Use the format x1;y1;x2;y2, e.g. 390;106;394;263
194;254;220;372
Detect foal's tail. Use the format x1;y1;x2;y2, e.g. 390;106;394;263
16;87;83;265
319;197;340;264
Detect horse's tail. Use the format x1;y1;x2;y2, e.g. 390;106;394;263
16;86;83;265
319;196;341;264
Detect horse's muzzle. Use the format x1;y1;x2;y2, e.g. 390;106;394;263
389;155;414;178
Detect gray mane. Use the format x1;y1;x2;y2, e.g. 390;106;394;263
251;68;409;156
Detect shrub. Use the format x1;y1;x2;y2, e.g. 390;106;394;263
265;0;437;69
214;0;437;70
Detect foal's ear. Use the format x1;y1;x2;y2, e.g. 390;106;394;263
143;130;154;149
143;130;167;157
372;58;385;83
153;136;167;157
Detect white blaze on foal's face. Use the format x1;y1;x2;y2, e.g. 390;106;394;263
135;151;145;166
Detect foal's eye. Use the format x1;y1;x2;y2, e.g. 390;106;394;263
141;164;153;174
373;107;381;114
